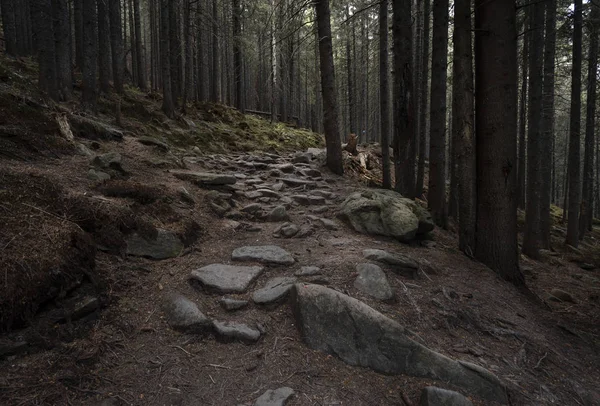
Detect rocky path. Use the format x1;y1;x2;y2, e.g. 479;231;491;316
3;146;599;406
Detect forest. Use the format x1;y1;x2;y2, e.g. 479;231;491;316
0;0;599;405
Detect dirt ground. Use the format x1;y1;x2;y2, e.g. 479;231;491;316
0;127;599;406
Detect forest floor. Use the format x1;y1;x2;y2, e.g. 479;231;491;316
0;55;599;406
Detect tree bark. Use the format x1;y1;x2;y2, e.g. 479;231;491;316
380;0;392;189
1;0;17;56
97;0;111;94
580;3;599;240
233;0;243;111
52;0;72;101
416;0;430;199
134;0;146;90
566;0;583;247
314;0;344;175
108;0;124;94
210;0;220;103
161;0;175;117
474;0;523;285
522;0;545;259
517;8;529;210
452;0;475;253
428;0;449;226
31;0;58;100
392;0;416;197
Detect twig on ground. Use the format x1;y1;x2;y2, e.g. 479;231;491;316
170;345;192;356
400;391;414;406
203;364;231;370
534;352;548;369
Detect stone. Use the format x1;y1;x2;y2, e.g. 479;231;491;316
138;136;169;151
338;190;434;242
191;264;264;293
277;177;317;189
363;249;419;278
549;288;577;303
77;143;95;157
354;264;394;301
232;245;295;266
0;340;29;358
277;223;300;238
126;229;183;259
271;163;295;173
246;191;263;199
92;152;123;171
256;189;280;198
272;182;286;192
419;387;474;406
219;297;249;311
253;277;298;304
296;225;315;238
318;218;337;230
268;206;289;222
242;203;263;214
290;284;508;403
87;168;111;182
291;195;311;205
312;190;335;199
311;206;329;214
213;321;261;343
171;170;237;186
295;266;322;276
163;294;211;333
179;187;195;204
301;168;322;178
308;195;326;205
254;387;295;406
292;152;312;164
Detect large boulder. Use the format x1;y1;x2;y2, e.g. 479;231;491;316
290;284;507;403
338;190;434;242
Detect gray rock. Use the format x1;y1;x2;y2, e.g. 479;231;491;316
354;264;394;301
87;168;111;181
276;223;300;238
179;187;195;204
295;266;322;276
92;152;122;170
77;143;95;157
338;190;434;242
232;245;295;266
246;191;263;199
254;387;295;406
311;206;329;214
171;170;237;186
363;249;419;278
256;188;280;198
272;182;286;192
549;288;577;303
277;177;317;189
290;284;508;403
271;163;295;173
219;297;249;311
191;264;264;293
419;386;473;406
163;294;211;333
268;206;289;222
213;320;261;343
318;218;337;230
312;190;335;199
138;136;169;151
126;229;183;259
301;168;322;178
253;277;298;304
291;195;310;205
308;195;326;205
292;152;312;164
242;203;263;214
296;225;315;238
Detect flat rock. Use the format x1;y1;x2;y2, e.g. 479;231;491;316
271;163;295;173
256;188;280;198
246;191;263;199
253;277;298;304
291;195;311;205
213;320;261;343
191;264;264;293
126;229;183;259
171;170;237;186
268;206;289;222
275;223;300;238
277;177;317;189
295;266;322;276
318;218;337;230
363;249;419;278
549;288;577;303
92;152;122;169
254;387;295;406
354;264;394;301
219;297;249;311
242;203;263;213
308;195;326;205
419;386;473;406
138;136;169;150
163;294;211;333
292;152;312;164
290;284;508;403
338;190;434;242
87;168;111;181
301;168;322;178
232;245;295;266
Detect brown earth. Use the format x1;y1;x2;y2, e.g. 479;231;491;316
0;56;599;406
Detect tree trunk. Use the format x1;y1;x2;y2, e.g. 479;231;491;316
580;3;599;240
0;0;17;56
416;0;430;198
540;0;557;248
233;0;243;111
210;0;220;103
566;0;583;247
380;0;392;189
517;8;529;210
109;0;124;94
52;0;72;101
474;0;523;285
522;0;545;259
134;0;146;90
74;0;84;70
346;6;355;136
428;0;449;226
196;0;206;101
168;0;180;104
392;0;416;197
452;0;475;253
31;0;58;101
97;0;111;94
161;0;175;117
314;0;344;175
81;0;98;110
